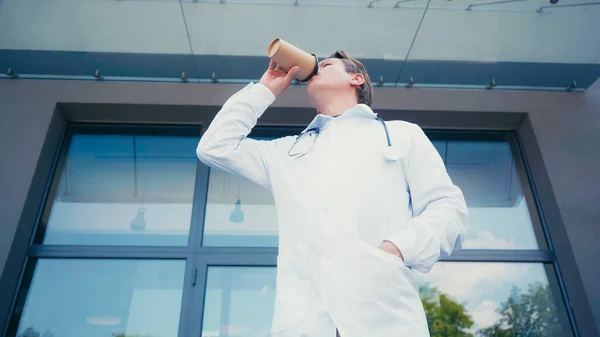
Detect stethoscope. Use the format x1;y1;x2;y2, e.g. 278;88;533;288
288;117;403;162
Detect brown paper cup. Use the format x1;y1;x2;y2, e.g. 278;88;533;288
267;38;318;82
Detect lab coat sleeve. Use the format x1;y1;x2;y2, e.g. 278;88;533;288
385;123;468;273
196;82;283;191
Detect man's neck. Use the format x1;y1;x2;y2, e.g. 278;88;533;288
314;95;359;117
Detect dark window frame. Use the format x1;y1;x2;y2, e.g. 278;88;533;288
0;121;585;337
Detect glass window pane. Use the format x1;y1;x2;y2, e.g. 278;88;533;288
40;134;199;246
432;139;544;249
414;262;573;336
8;259;186;337
203;135;544;250
203;167;278;247
202;267;276;337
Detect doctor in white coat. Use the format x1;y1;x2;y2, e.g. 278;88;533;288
197;50;468;337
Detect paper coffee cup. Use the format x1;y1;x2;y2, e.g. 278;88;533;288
267;38;318;82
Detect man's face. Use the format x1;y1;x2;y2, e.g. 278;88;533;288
306;58;354;94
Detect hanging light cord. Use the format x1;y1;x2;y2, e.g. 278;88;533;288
179;0;201;83
133;136;138;197
394;0;432;87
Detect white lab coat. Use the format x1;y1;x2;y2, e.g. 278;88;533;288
197;83;468;337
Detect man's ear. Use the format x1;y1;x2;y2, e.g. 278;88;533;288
351;73;365;87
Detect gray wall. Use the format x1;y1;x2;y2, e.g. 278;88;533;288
1;78;599;334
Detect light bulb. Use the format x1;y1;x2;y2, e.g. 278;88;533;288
130;208;146;231
229;199;244;223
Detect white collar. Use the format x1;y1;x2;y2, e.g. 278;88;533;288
302;104;377;133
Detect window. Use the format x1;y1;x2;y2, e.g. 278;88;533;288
203;167;278;247
429;135;545;250
38;133;199;246
4;125;204;337
415;262;572;336
4;125;577;337
201;267;276;337
200;129;572;336
7;259;186;337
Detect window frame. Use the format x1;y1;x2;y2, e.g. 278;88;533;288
0;122;582;337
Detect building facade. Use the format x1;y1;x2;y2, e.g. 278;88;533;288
1;1;600;337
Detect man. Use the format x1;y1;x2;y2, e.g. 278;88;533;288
197;51;468;337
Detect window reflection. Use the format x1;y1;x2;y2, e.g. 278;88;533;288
41;134;199;246
201;267;276;337
203;167;279;247
198;264;572;337
414;262;572;336
431;140;542;249
8;259;186;337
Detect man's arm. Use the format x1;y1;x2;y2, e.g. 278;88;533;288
383;123;469;273
197;83;277;190
196;62;299;191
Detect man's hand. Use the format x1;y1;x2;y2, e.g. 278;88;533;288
259;60;299;98
378;241;404;261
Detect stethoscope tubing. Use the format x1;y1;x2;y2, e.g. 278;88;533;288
288;117;399;162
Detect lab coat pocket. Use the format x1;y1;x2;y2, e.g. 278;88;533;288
271;269;309;334
349;241;427;336
356;240;406;269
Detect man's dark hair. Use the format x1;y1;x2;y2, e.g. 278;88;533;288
328;50;373;106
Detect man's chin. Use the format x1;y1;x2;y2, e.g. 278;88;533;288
306;77;322;90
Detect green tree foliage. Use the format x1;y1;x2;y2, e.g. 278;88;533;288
420;285;474;337
478;282;566;337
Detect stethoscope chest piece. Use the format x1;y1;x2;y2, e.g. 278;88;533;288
384;145;402;162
